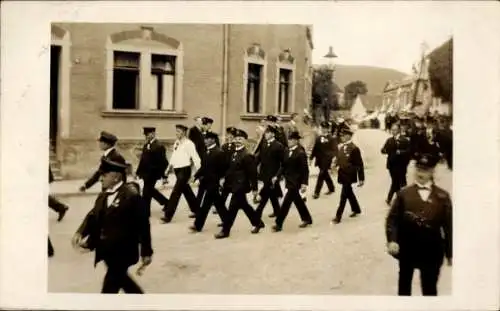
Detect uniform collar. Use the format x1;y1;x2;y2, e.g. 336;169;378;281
103;147;115;157
105;181;123;194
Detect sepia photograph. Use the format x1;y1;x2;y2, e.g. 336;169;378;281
1;1;499;310
48;20;453;295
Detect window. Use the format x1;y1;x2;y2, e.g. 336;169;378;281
105;28;185;115
278;69;291;113
112;51;140;109
246;63;263;113
150;54;176;111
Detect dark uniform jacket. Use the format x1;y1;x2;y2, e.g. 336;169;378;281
310;134;338;169
224;147;258;194
385;184;452;262
336;141;365;184
256;139;285;183
221;142;236;172
381;135;412;169
419;129;442;160
84;149;126;189
77;183;153;267
49;167;54;184
194;145;226;189
277;145;309;190
276;126;288;147
188;126;206;158
136;139;168;181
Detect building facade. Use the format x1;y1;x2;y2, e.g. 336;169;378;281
50;23;314;179
382;49;452;116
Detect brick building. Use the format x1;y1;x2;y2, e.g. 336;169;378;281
50;23;314;179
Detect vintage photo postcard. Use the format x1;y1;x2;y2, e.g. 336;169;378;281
1;1;499;310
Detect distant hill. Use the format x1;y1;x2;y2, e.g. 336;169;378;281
314;64;408;95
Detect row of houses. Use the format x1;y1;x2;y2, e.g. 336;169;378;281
50;23;314;179
381;39;453;117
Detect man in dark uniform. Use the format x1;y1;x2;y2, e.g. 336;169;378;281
219;126;237;206
190;131;228;232
49;166;69;221
201;117;220;147
272;131;312;232
420;116;442;160
72;157;153;294
381;122;412;205
161;124;201;223
214;129;260;239
188;116;206;158
135;127;169;217
254;125;286;225
79;131;126;192
385;153;452;296
310;121;337;199
333;126;365;224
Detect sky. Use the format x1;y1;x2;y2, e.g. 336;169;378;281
311;3;454;74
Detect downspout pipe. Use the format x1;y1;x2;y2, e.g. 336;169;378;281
221;24;229;139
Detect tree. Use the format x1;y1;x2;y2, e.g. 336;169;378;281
343;80;368;109
312;66;339;122
428;38;453;104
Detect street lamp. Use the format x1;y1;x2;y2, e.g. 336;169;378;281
322;46;338;122
323;46;338;71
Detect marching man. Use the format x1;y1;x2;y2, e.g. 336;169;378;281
385;153;452;296
72;157;153;294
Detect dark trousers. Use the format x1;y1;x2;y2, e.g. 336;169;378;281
255;182;281;223
196;183;207;206
48;195;66;213
398;258;443;296
101;262;144;294
387;167;407;202
163;166;197;220
222;191;259;235
194;185;228;231
314;168;335;195
275;187;312;228
335;183;361;220
48;237;54;257
142;178;169;217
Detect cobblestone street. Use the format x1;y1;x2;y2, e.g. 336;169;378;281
48;129;452;295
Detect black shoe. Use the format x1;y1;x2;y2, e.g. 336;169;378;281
251;226;261;234
189;225;201;233
272;225;282;232
332;217;341;224
48;251;54;258
299;221;312;228
214;232;229;239
312;194;319;199
160;217;172;224
349;212;361;218
385;199;391;205
57;206;69;222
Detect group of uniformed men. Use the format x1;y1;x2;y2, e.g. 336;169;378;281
49;110;453;296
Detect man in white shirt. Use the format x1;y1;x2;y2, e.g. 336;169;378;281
385;153;452;296
161;124;202;223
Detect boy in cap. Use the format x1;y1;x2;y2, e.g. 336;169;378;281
189;117;206;158
310;121;338;199
254;125;286;226
190;131;228;232
272;131;313;232
72;157;153;293
215;129;261;239
385;153;452;296
333;126;365;224
135;127;169;217
80;131;125;192
161;124;201;223
201;117;220;147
